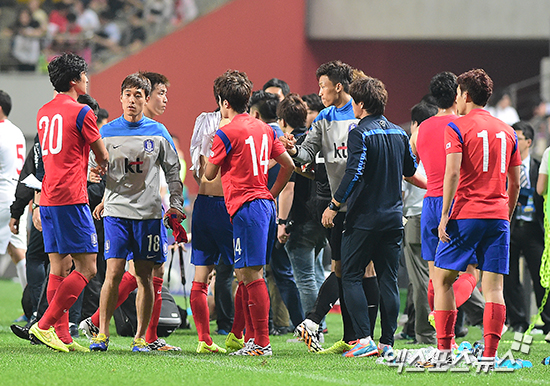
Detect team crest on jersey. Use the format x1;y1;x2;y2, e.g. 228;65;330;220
91;233;98;247
105;240;110;252
348;123;357;132
144;139;154;153
379;120;387;128
446;142;451;149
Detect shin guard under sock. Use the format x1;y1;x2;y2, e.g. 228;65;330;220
190;281;212;345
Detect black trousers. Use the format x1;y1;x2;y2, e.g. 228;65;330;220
504;221;550;333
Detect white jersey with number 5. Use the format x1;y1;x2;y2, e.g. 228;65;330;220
0;119;25;204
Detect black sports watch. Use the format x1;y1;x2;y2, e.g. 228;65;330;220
277;218;288;225
328;201;340;211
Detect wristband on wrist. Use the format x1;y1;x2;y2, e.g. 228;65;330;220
32;203;40;210
328;201;340;211
277;218;288;225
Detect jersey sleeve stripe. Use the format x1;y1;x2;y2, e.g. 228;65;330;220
76;105;92;133
448;122;463;144
216;129;232;154
512;130;519;156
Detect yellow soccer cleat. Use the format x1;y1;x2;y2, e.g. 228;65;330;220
29;323;69;353
197;341;227;354
316;340;354;355
66;340;90;352
225;332;244;351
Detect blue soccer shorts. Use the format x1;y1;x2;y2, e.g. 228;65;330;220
104;216;167;265
232;199;276;269
435;218;510;274
420;196;443;262
41;204;98;254
191;195;234;266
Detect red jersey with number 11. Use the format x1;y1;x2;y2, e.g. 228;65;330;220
445;108;522;220
37;94;101;206
209;113;286;217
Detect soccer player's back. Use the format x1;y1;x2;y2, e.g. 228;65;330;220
434;69;521;366
206;70;294;356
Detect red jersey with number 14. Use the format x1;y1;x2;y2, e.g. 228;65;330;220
37;94;101;206
445;108;521;220
209;113;286;217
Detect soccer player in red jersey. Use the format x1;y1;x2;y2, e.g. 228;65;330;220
413;73;480;343
205;70;294;356
434;69;521;364
29;53;109;352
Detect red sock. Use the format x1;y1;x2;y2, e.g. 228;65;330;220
246;279;270;348
434;310;457;351
483;302;506;357
42;274;71;343
242;283;255;342
190;281;212;345
453;273;477;308
39;271;88;331
146;277;164;344
91;271;137;327
427;279;435;311
231;281;245;339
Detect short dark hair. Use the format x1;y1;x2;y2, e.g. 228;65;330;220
277;93;307;129
214;70;252;114
411;102;438;125
97;108;109;122
48;53;88;92
120;72;152;97
512;121;534;142
316;60;353;93
429;72;457;109
457;69;493;107
301;93;324;113
0;90;12;117
77;94;99;117
349;77;388;116
139;71;169;90
249;90;279;122
262;78;290;96
421;93;438;107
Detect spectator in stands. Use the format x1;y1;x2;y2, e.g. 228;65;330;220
3;7;43;71
529;97;550;158
75;0;100;36
28;0;48;33
486;89;520;125
122;10;147;53
92;11;121;58
143;0;174;37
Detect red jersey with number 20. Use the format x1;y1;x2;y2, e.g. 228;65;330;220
209;113;286;217
37;94;101;206
445;108;522;220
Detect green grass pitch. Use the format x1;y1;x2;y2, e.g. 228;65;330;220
0;279;549;385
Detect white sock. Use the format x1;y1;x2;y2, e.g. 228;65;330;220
15;259;27;289
358;336;373;345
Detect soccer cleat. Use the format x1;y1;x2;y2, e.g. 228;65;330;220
343;340;379;358
148;338;181;351
66;340;90;352
294;321;322;352
230;340;272;356
131;338;151;352
428;311;436;330
10;324;30;341
317;340;354;355
225;332;244;351
377;342;395;359
196;341;227;354
89;333;109;351
29;323;69;352
79;317;99;339
229;339;255;355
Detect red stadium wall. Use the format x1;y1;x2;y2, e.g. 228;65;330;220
89;0;318;193
90;0;549;193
